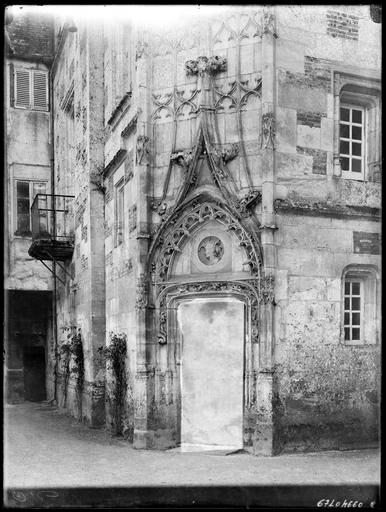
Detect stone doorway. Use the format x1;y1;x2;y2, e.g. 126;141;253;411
177;297;244;451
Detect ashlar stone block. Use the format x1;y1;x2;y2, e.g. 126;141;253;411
276;107;297;153
277;39;305;74
297;124;321;150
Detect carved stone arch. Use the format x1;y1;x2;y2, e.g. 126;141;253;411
148;194;263;285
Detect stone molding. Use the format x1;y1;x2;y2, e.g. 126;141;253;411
121;111;139;138
274;198;381;220
157;279;260;346
102;148;127;178
107;91;132;128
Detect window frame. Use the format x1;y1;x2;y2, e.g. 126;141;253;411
341;265;379;346
343;278;364;343
14;179;47;237
114;178;125;248
13;67;49;112
339;103;366;180
332;70;381;182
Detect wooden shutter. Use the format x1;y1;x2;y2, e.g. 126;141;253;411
33;71;48;110
15;69;30;108
9;63;15;107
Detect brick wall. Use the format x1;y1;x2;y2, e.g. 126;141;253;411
7;12;54;59
296;147;327;175
297;111;326;129
326;10;359;41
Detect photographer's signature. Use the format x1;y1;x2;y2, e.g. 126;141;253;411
317;498;377;508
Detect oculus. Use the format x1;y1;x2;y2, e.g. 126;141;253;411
197;236;224;266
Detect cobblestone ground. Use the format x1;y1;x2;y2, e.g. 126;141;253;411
4;402;380;488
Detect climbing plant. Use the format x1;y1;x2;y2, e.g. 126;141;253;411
70;329;84;418
58;326;84;417
99;332;127;436
59;335;71;407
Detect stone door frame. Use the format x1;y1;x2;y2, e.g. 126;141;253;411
156;278;260;449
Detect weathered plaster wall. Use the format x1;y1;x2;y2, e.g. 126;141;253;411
5;59;53;291
274;212;380;452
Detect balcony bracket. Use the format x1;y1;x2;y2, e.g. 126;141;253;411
42;249;73;281
37;259;66;286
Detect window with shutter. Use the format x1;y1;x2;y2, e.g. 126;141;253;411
33;71;48;110
13;68;49;111
15;69;30;109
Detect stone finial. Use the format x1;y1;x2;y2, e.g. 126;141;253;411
136;135;150;165
262;112;276;149
262;7;277;36
185;55;227;76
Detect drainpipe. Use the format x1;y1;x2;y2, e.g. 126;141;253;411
49;25;58;405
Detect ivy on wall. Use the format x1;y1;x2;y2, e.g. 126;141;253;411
99;332;127;436
58;327;84;416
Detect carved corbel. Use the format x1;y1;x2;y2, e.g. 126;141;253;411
151;199;168;216
262;112;276;149
170;148;195;167
136;135;151;165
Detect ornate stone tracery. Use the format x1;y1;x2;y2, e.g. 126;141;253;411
151;200;262;281
156;279;260;346
214;78;262;111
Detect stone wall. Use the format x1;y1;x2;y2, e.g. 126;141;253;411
45;5;381;454
275;4;381;204
53;21;106;426
274;211;380;451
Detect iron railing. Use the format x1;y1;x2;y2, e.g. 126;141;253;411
31;194;75;242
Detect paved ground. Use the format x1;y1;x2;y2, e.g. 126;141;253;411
4;402;380;489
